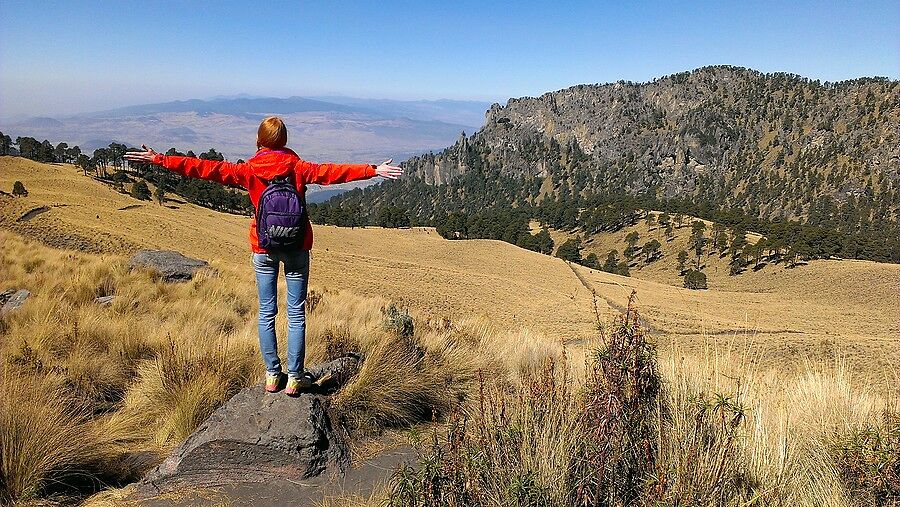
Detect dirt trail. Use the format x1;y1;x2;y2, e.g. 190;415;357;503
565;261;661;334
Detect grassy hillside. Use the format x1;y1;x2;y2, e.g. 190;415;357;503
0;156;596;342
547;218;900;374
1;156;898;505
2;155;898;375
1;229;557;504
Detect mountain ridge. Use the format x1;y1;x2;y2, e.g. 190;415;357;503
318;66;900;262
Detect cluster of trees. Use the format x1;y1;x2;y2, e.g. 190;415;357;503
555;237;632;276
434;210;554;255
144;148;252;214
377;206;411;228
1;132;251;216
1;132;91;169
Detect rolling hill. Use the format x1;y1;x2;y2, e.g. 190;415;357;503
2;156;897;375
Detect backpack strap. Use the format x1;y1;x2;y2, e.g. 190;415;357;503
263;174;307;207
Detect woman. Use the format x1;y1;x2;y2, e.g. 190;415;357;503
124;116;402;395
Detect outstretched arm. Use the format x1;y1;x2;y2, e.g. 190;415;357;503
296;158;403;185
124;145;250;188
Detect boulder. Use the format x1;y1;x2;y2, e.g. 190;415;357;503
0;289;31;316
94;295;115;306
136;356;360;496
308;354;362;391
0;289;15;305
129;250;208;282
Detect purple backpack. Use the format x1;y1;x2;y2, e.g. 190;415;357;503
256;175;306;250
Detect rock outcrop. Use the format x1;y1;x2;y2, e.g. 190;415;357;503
363;66;899;224
0;289;31;316
136;356;360;496
129;250;208;282
94;295;115;306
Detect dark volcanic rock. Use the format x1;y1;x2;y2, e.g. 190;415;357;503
0;289;15;306
136;356;360;496
307;355;362;391
128;250;208;282
0;289;31;316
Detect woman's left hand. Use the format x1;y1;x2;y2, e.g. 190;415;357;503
123;145;158;164
375;159;403;179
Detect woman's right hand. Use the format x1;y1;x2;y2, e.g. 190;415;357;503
123;145;158;164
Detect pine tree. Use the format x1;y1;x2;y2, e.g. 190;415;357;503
642;239;662;263
556;238;583;263
12;181;27;197
677;250;688;274
602;250;620;273
131;180;151;201
624;231;640;260
683;269;708;290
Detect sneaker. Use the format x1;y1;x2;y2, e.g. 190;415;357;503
285;372;315;396
265;372;283;393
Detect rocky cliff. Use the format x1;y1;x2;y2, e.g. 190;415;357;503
401;66;899;222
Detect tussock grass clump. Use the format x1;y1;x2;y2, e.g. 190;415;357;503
332;306;460;438
113;336;259;448
0;369;133;504
309;292;558;442
386;299;658;506
651;388;756;504
388;362;578;506
0;232;260;503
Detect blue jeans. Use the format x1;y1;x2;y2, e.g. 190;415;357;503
252;250;310;378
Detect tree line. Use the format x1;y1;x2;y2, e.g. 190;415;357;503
313;168;900;267
0;132;251;215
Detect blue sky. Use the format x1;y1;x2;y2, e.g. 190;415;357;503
1;0;898;117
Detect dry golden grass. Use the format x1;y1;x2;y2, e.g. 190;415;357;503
2;156;899;504
654;341;899;506
0;370;129;505
0;156;595;343
570;262;900;376
0;229;266;503
4;156;897;375
0;227;562;504
386;306;899;506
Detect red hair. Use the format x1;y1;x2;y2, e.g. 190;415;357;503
257;116;287;149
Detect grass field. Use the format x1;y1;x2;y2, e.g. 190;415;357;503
2;156;896;374
2;156;899;505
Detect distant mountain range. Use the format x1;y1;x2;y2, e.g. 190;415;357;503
0;95;491;200
0;96;491;162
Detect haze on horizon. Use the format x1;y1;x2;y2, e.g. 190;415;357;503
1;0;898;119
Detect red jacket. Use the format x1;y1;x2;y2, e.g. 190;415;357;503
153;148;375;252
